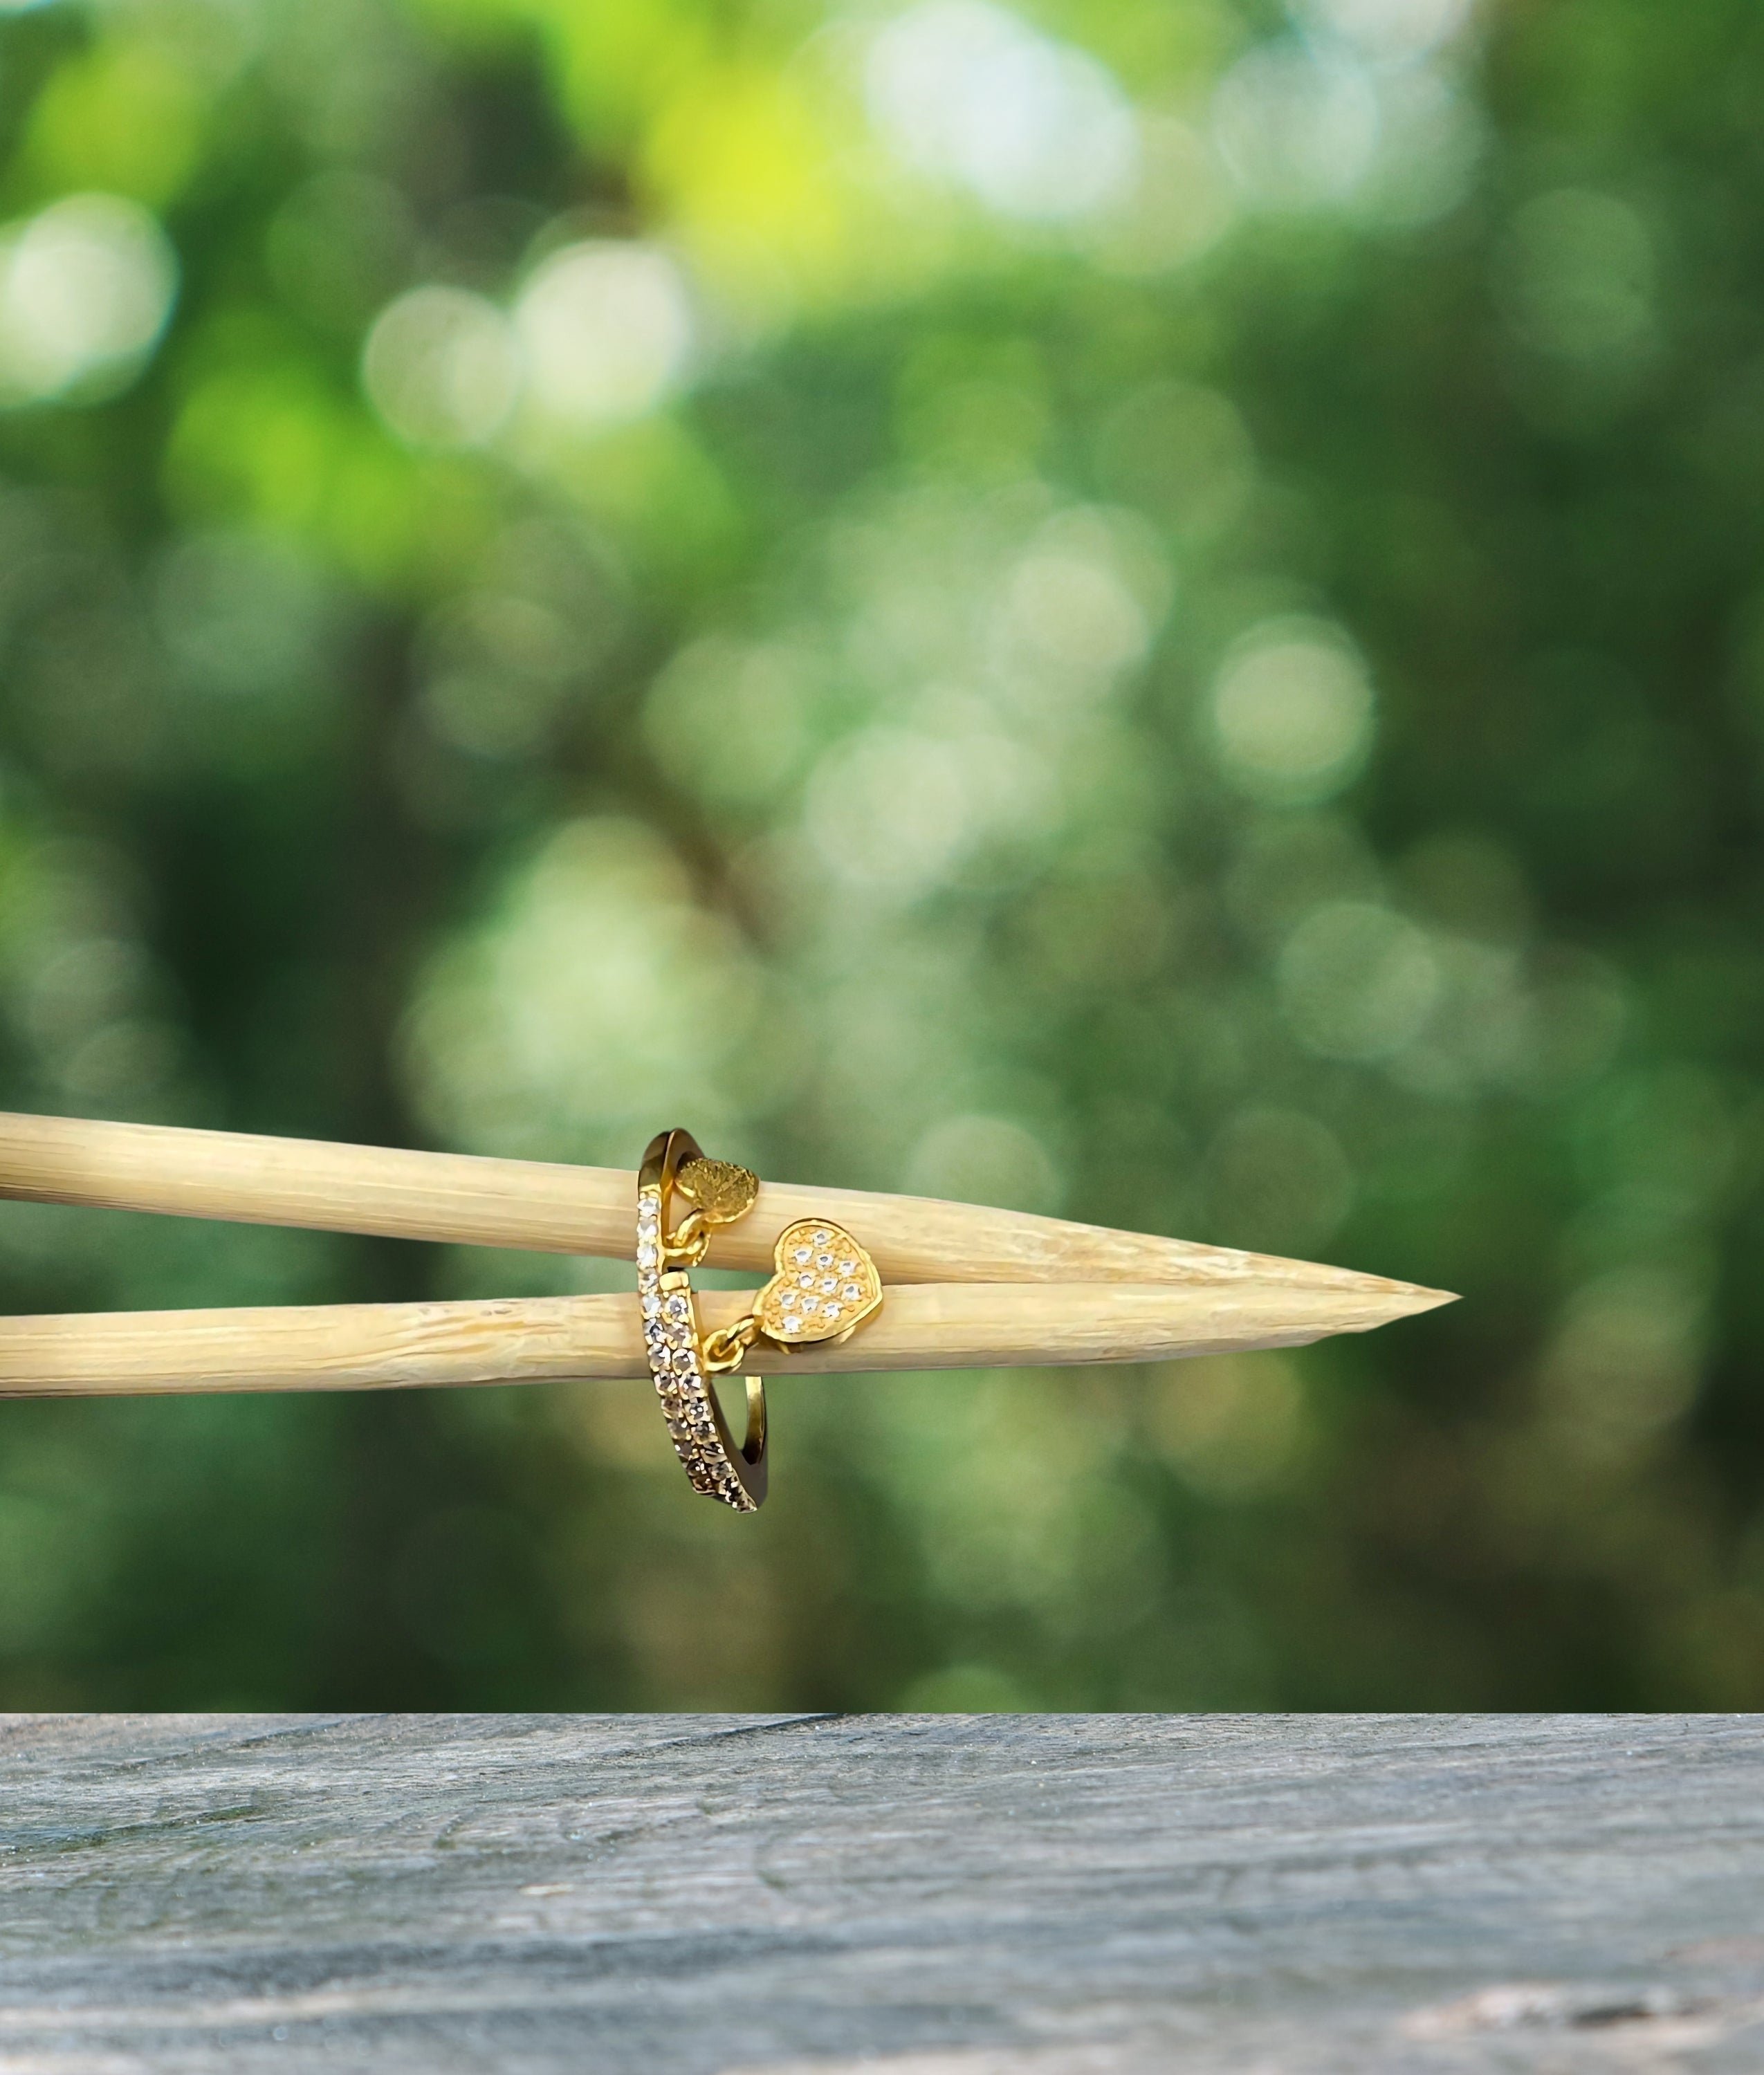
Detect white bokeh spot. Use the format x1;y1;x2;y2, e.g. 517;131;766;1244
865;0;1139;223
1213;41;1381;209
1210;619;1375;803
401;818;760;1161
1301;0;1475;66
513;241;694;429
0;194;178;406
362;286;522;450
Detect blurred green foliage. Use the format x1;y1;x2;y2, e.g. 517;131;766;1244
0;0;1761;1709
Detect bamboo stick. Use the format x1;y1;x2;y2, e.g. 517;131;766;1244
0;1110;1443;1302
0;1280;1453;1397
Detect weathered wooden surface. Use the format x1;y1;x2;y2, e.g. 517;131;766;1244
0;1278;1443;1397
1;1715;1760;2072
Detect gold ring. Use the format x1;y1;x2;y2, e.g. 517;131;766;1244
637;1128;883;1512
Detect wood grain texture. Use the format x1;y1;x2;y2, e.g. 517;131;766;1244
0;1109;1446;1299
0;1280;1448;1396
0;1714;1759;2072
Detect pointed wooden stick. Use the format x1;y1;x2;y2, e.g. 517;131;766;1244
0;1280;1453;1397
0;1110;1444;1308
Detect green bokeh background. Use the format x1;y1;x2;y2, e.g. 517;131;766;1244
0;0;1760;1710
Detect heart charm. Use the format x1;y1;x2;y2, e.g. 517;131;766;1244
675;1156;760;1224
756;1219;883;1348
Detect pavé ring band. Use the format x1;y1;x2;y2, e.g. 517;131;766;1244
637;1128;883;1513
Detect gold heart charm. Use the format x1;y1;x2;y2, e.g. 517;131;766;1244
675;1156;760;1225
756;1219;883;1348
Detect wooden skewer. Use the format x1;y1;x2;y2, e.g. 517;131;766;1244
0;1109;1446;1302
0;1109;1454;1393
0;1281;1452;1397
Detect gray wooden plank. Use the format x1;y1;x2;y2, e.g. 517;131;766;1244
0;1713;1760;2073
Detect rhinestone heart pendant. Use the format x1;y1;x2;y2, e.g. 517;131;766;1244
755;1220;883;1349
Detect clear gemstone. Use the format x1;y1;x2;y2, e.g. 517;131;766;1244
639;1273;659;1298
664;1294;689;1320
800;1295;819;1313
815;1252;832;1269
636;1242;657;1269
641;1293;661;1318
793;1246;811;1264
842;1281;862;1301
671;1346;695;1372
819;1276;836;1294
797;1271;814;1288
813;1228;830;1244
782;1312;802;1333
838;1257;855;1274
